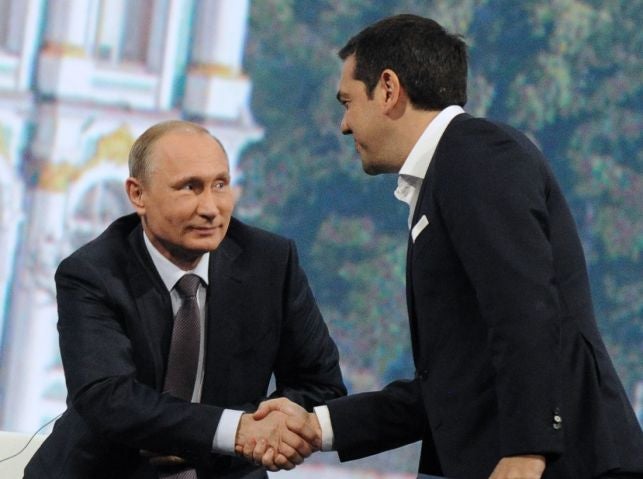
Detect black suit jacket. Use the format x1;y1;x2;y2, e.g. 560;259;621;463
327;114;643;478
25;214;346;479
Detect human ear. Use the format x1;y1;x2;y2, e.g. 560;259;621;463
379;69;402;111
125;177;146;214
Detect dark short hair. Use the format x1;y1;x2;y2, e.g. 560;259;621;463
128;120;227;182
338;14;468;109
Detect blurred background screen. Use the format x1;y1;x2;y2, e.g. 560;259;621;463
0;1;640;477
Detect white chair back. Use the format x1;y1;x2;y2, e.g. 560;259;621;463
0;431;47;479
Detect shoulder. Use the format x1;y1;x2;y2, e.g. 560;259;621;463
225;217;294;256
431;116;557;210
437;115;549;179
59;213;141;272
444;115;540;153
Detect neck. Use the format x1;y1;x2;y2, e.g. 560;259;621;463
393;109;441;167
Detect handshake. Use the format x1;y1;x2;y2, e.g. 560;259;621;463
234;398;323;471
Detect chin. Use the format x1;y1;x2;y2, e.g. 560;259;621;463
187;236;224;253
362;162;385;176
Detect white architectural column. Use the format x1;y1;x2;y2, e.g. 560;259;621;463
156;0;193;109
37;0;96;98
1;0;27;53
17;0;46;90
183;0;252;120
0;102;27;355
45;0;94;48
0;0;45;91
94;0;126;63
192;0;248;73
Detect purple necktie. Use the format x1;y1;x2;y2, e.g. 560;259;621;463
160;274;201;479
164;274;201;400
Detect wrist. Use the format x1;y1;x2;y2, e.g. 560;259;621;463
308;412;322;450
235;413;251;449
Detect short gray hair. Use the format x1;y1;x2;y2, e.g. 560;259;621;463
128;120;227;182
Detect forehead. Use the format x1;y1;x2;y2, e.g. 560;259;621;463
150;130;228;168
339;55;357;86
338;55;368;97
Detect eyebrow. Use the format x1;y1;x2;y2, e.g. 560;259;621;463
173;172;230;185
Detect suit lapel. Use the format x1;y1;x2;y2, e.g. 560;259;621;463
406;113;471;365
201;230;247;402
127;223;173;388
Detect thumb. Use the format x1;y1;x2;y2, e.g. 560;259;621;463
253;398;287;419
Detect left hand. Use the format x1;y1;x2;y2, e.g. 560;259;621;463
235;409;313;471
489;455;545;479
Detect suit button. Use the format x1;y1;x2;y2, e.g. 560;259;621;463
416;369;429;380
553;410;563;430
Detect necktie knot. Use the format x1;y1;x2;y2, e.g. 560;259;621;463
175;274;201;299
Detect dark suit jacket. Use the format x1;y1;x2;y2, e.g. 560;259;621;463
25;214;346;479
327;114;643;478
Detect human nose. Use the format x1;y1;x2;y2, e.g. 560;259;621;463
340;115;352;135
196;189;219;218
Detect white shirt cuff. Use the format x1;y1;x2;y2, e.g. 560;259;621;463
212;409;244;454
313;405;335;451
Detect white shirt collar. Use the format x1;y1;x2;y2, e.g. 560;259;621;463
395;105;465;226
399;105;465;181
143;230;210;292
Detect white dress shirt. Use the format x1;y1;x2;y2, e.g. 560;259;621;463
143;232;242;454
315;105;466;451
395;105;466;225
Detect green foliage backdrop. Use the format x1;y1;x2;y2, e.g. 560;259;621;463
238;0;642;472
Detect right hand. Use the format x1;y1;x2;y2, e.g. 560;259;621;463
246;398;322;469
235;406;317;471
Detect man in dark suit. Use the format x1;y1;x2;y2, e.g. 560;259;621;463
24;120;346;478
248;14;643;478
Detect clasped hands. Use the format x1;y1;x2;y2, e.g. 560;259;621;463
234;398;321;471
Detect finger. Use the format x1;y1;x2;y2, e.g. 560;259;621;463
253;403;271;420
260;447;279;472
242;437;257;461
285;415;316;444
275;440;304;465
274;452;296;471
252;438;268;464
282;428;313;458
253;398;288;419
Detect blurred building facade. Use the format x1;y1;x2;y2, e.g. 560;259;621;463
0;0;262;432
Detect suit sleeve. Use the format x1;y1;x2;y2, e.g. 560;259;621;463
55;254;221;465
269;240;347;408
272;240;424;460
327;378;426;461
434;120;564;457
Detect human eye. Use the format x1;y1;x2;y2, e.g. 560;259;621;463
175;179;202;192
213;179;229;190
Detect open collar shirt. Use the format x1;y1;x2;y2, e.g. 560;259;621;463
394;105;466;227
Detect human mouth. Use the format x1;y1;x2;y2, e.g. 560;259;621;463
191;225;219;235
